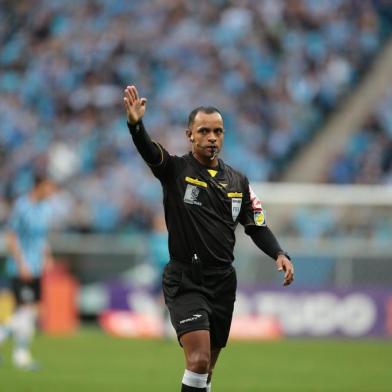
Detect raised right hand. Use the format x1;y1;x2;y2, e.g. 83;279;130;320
123;85;147;125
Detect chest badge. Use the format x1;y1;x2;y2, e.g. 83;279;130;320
184;184;202;206
231;198;242;221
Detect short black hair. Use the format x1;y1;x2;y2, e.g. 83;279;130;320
187;106;222;128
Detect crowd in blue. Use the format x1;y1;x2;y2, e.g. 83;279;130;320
327;90;392;184
0;0;390;232
285;89;392;243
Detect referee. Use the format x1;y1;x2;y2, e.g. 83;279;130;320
123;85;294;392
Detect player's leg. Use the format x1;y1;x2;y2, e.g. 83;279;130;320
0;313;13;346
180;330;210;391
0;284;16;365
206;347;221;392
11;304;38;369
0;318;12;365
0;283;15;351
0;322;11;343
0;321;12;346
10;278;40;370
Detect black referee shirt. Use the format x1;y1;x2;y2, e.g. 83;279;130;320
148;144;267;266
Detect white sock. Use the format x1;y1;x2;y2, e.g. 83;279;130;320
11;306;37;356
182;369;208;388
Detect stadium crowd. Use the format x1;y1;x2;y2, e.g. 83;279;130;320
326;90;392;185
0;0;390;232
284;89;392;242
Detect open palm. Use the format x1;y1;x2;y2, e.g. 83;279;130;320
123;85;147;125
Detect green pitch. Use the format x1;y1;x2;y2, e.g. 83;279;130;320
0;328;390;392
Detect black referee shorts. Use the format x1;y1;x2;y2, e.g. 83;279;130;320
11;277;42;305
162;260;237;348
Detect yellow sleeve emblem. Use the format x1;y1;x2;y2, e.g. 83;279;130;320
254;210;266;226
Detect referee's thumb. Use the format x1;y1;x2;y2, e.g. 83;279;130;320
141;98;147;106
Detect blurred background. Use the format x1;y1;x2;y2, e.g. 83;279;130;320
1;0;392;345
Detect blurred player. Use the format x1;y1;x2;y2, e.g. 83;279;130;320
123;85;294;392
0;174;56;370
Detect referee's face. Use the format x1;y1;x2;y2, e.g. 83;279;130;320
189;111;224;165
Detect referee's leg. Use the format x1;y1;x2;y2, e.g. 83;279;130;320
207;348;221;391
180;330;210;391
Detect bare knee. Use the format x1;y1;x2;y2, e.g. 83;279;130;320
186;351;210;374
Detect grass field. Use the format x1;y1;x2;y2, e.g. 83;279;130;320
0;328;391;392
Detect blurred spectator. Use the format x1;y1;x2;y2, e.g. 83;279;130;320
327;90;392;185
0;0;389;232
287;87;392;242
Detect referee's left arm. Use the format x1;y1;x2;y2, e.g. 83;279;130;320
246;226;294;286
239;178;294;286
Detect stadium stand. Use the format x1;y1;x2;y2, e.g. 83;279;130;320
326;90;392;185
279;87;392;242
0;0;390;232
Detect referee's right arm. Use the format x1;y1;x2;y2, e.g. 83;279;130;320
127;120;162;166
124;85;162;165
124;84;179;183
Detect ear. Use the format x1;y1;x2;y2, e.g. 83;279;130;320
185;129;192;140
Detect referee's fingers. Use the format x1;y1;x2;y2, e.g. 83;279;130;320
284;276;294;286
125;87;134;104
123;97;131;112
276;257;283;271
283;264;294;286
133;85;140;100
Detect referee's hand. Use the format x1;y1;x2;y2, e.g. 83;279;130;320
276;255;294;286
123;85;147;125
